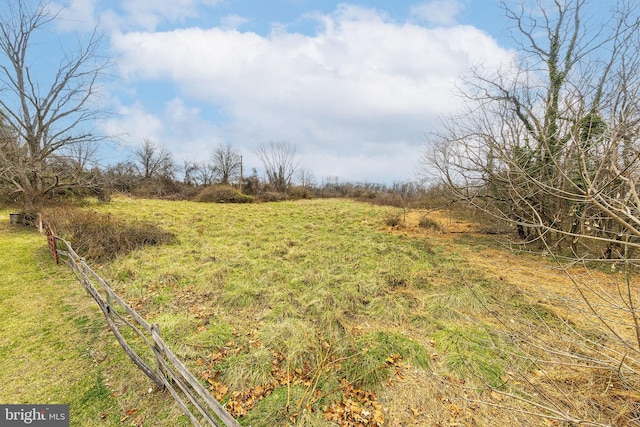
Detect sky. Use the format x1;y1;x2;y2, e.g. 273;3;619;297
27;0;518;184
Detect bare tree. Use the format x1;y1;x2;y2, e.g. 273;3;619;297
181;160;199;186
133;139;175;180
194;162;216;186
104;161;137;194
423;1;640;424
256;141;299;193
0;0;108;213
211;143;241;185
181;160;217;186
296;167;316;189
57;140;100;173
425;0;640;250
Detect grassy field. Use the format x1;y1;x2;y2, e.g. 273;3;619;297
1;197;635;426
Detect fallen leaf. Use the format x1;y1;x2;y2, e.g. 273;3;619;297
131;414;144;427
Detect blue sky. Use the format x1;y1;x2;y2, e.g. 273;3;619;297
38;0;517;184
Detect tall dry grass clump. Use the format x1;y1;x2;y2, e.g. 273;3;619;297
43;207;175;262
195;185;253;203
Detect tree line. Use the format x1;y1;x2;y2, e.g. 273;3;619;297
1;121;425;206
101;139;309;200
0;0;424;211
0;1;411;211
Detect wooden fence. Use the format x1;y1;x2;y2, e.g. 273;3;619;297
46;228;240;427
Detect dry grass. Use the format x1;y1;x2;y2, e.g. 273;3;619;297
390;208;640;425
108;199;634;424
42;206;175;262
3;199;637;426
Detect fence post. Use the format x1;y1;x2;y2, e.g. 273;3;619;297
45;225;59;264
151;323;167;381
105;292;115;321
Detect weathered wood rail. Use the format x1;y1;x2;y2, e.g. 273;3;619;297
46;227;240;427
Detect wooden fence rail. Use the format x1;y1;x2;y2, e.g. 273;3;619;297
47;228;240;427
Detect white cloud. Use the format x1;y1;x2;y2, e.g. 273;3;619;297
119;0;200;31
160;98;226;158
54;0;225;33
102;101;164;144
109;4;512;182
410;0;465;26
52;0;100;31
220;14;250;30
101;98;226;160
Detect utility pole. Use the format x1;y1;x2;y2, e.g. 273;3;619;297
239;155;243;193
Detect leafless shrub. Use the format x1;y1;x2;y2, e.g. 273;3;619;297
195;185;253;203
43;207;175;262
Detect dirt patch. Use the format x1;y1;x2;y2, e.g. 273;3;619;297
382;209;478;235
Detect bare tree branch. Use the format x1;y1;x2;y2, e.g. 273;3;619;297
256;141;300;193
0;0;108;213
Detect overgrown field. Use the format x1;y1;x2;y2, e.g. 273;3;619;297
3;197;636;426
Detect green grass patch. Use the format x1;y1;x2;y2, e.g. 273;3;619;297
239;385;329;427
186;318;234;349
433;325;506;388
153;313;199;344
343;331;430;389
82;198;466;421
2;197;634;425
